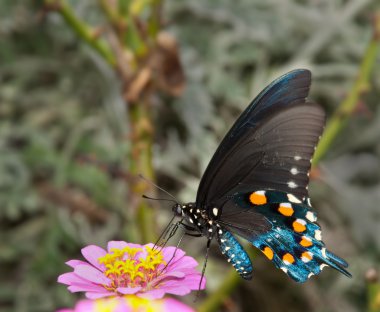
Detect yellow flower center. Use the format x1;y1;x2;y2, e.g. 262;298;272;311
97;246;166;292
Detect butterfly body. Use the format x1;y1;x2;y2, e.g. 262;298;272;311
169;69;351;283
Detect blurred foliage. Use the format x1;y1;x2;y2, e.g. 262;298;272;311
1;0;380;312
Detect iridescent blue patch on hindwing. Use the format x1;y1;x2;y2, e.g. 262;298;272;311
217;228;253;280
234;190;351;282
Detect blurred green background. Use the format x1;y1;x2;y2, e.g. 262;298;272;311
1;0;380;311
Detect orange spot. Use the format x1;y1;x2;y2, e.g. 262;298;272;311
300;236;313;247
262;246;274;260
249;192;267;205
283;253;295;264
301;251;313;261
278;204;294;217
293;219;306;233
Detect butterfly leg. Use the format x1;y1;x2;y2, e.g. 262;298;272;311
158;229;186;276
196;235;212;299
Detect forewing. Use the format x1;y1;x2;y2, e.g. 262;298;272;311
196;69;315;208
201;102;325;211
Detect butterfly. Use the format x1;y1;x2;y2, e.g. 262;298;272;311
168;69;351;283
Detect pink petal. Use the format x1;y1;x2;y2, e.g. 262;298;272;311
66;260;88;268
153;271;185;285
165;274;206;289
107;241;129;251
163;286;192;296
116;286;142;295
85;291;115;299
81;245;107;271
137;288;166;299
58;272;89;285
163;298;195;312
74;264;110;285
73;300;96;311
68;283;106;293
162;247;185;262
167;256;198;271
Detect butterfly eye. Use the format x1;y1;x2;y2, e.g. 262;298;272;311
172;204;182;217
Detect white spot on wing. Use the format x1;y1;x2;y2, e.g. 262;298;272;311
294;155;302;161
306;197;312;206
287;194;301;203
314;230;322;241
281;267;288;273
296;218;307;226
301;252;312;263
306;211;317;222
290;167;299;175
212;207;219;216
288;181;298;189
255;190;266;195
321;248;327;258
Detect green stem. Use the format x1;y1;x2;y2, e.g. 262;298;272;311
368;282;380;312
98;0;121;26
45;0;116;67
312;14;380;166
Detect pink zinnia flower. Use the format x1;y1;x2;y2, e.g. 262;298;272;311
58;241;205;299
57;296;195;312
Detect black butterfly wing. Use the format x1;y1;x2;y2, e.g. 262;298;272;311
194;69;350;282
196;69;322;210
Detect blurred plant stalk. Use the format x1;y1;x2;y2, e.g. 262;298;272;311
42;0;185;243
313;12;380;165
199;11;380;312
367;269;380;312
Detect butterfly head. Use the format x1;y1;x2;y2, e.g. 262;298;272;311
172;203;184;217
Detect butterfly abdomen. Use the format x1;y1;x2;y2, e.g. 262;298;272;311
217;228;253;280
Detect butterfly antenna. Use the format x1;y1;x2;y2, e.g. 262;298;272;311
142;194;177;204
138;174;179;203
